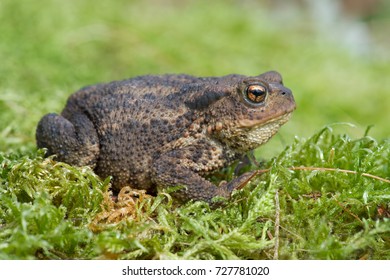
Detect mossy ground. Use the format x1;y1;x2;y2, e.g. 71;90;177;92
1;127;389;259
0;0;389;259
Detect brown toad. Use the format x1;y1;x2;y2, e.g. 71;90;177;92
36;71;295;203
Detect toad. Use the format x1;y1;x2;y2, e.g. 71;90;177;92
36;71;295;203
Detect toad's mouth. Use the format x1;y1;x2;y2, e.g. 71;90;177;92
236;111;294;129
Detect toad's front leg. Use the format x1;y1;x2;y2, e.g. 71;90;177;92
151;150;257;203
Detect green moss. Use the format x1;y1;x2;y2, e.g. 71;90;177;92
269;126;390;259
0;150;108;259
1;127;389;259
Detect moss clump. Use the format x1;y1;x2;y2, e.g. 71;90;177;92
1;127;389;259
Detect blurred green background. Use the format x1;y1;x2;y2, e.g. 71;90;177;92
1;0;389;158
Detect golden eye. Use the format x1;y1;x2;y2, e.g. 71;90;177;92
244;84;267;105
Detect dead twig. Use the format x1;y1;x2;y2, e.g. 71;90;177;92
333;195;363;224
273;190;280;260
257;166;390;184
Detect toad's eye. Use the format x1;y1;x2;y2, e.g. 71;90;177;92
244;84;267;105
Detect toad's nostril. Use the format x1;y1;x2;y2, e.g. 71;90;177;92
280;87;292;96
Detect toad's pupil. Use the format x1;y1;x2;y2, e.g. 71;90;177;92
251;89;264;96
247;86;266;103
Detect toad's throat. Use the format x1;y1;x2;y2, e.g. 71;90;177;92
224;112;294;152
